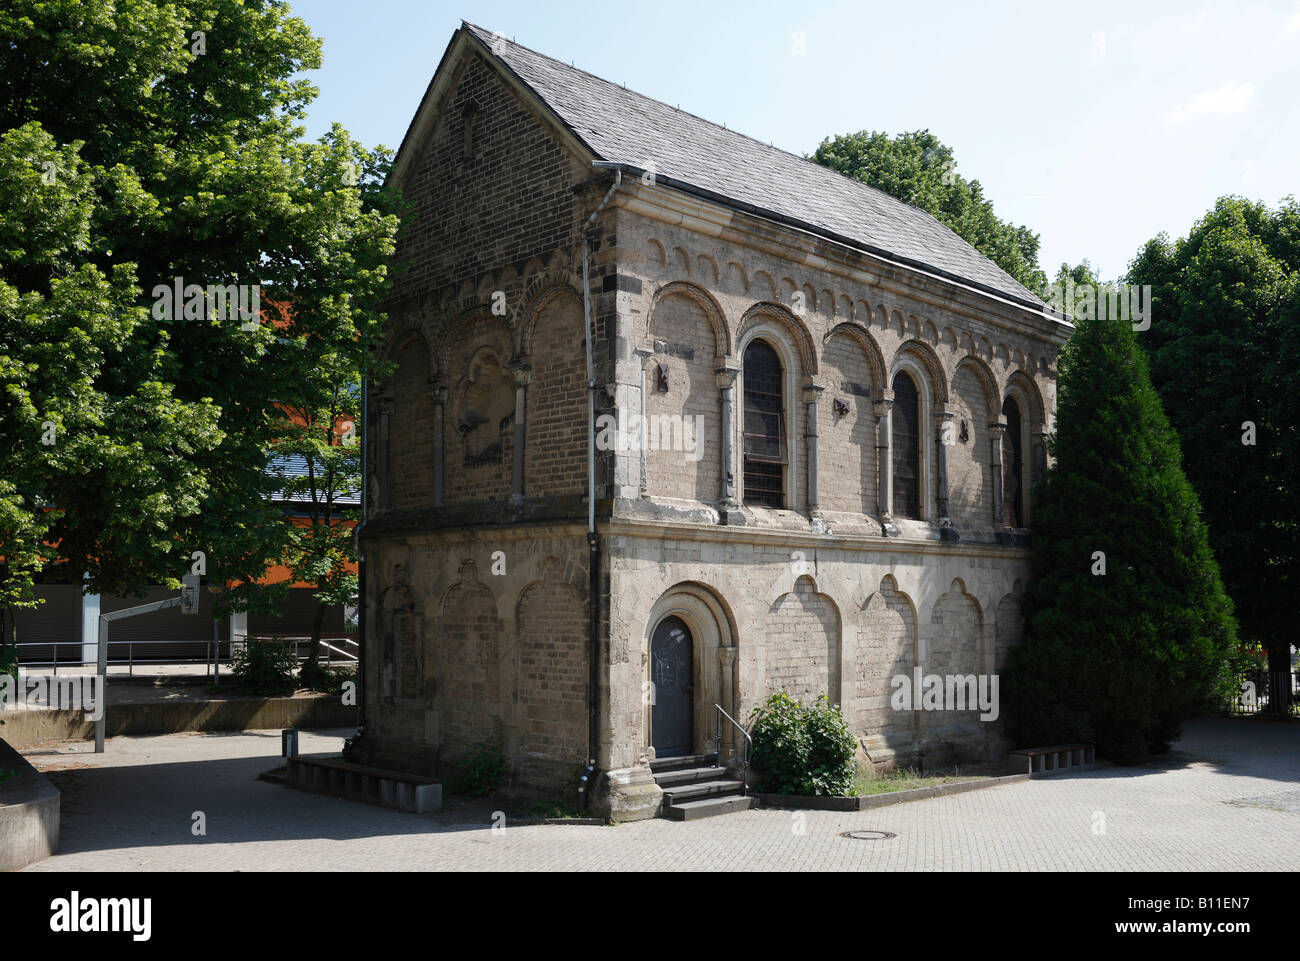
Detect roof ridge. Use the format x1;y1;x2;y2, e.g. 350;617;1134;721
462;22;956;224
459;22;1044;308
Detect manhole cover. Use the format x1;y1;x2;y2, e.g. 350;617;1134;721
840;830;896;841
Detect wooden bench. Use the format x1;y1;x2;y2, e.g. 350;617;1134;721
285;756;442;813
1008;744;1096;775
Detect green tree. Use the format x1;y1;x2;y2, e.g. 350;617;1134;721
0;121;222;649
810;129;1048;293
1003;305;1240;762
260;125;396;686
0;2;399;644
1126;197;1300;685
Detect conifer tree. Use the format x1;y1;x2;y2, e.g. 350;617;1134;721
1004;306;1240;762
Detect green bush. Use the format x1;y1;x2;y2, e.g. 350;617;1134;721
449;737;507;797
750;691;857;796
0;643;17;687
0;644;17;726
229;637;298;697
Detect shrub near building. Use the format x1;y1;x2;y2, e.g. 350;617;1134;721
750;692;857;797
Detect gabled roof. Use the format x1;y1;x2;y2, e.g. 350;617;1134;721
450;24;1047;312
391;24;1050;313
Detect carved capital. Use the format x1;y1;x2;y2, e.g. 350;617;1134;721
871;386;894;420
715;363;740;390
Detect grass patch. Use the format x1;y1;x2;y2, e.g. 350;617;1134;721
852;766;991;796
525;799;584;820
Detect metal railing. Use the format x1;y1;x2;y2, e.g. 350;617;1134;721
238;635;359;666
11;633;359;677
715;703;753;794
1221;671;1299;717
12;638;230;677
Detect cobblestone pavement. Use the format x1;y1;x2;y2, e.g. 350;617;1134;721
21;719;1299;871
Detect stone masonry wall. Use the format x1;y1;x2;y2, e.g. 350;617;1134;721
605;531;1026;774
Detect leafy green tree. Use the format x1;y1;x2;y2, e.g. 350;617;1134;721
1003;306;1240;762
1126;197;1300;686
0;121;221;650
0;2;399;647
810;129;1048;293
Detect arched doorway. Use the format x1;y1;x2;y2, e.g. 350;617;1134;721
651;615;694;758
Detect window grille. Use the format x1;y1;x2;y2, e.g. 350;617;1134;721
1002;396;1024;526
892;372;921;518
742;339;785;508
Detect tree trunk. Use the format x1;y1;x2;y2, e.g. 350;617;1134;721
302;601;327;688
0;605;16;691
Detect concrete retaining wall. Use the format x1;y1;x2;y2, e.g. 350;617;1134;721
0;695;356;747
0;737;59;871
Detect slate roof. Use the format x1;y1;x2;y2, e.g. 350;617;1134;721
463;23;1045;311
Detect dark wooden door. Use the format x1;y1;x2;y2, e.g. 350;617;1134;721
651;616;693;757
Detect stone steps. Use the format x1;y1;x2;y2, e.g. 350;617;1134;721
650;753;750;820
282;756;442;813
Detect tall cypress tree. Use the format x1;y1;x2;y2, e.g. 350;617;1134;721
1004;307;1240;763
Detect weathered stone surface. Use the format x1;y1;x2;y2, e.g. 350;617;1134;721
358;25;1069;819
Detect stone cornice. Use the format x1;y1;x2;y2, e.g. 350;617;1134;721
613;182;1072;347
603;516;1028;559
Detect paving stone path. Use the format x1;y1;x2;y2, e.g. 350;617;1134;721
22;719;1299;871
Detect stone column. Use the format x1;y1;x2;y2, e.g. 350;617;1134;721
428;378;447;508
872;388;898;536
508;363;531;506
80;572;100;666
375;393;393;514
803;379;826;531
717;646;737;759
635;348;654;497
989;414;1008;531
716;361;740;519
934;404;959;541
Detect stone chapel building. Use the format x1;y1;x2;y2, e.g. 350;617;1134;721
352;23;1072;820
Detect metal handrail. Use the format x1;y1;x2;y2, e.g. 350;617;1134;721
10;638;231;677
235;634;360;666
715;703;753;794
11;632;361;678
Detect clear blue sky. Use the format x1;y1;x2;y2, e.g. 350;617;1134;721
292;0;1299;282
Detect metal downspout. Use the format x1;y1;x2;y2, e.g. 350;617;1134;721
578;164;621;811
